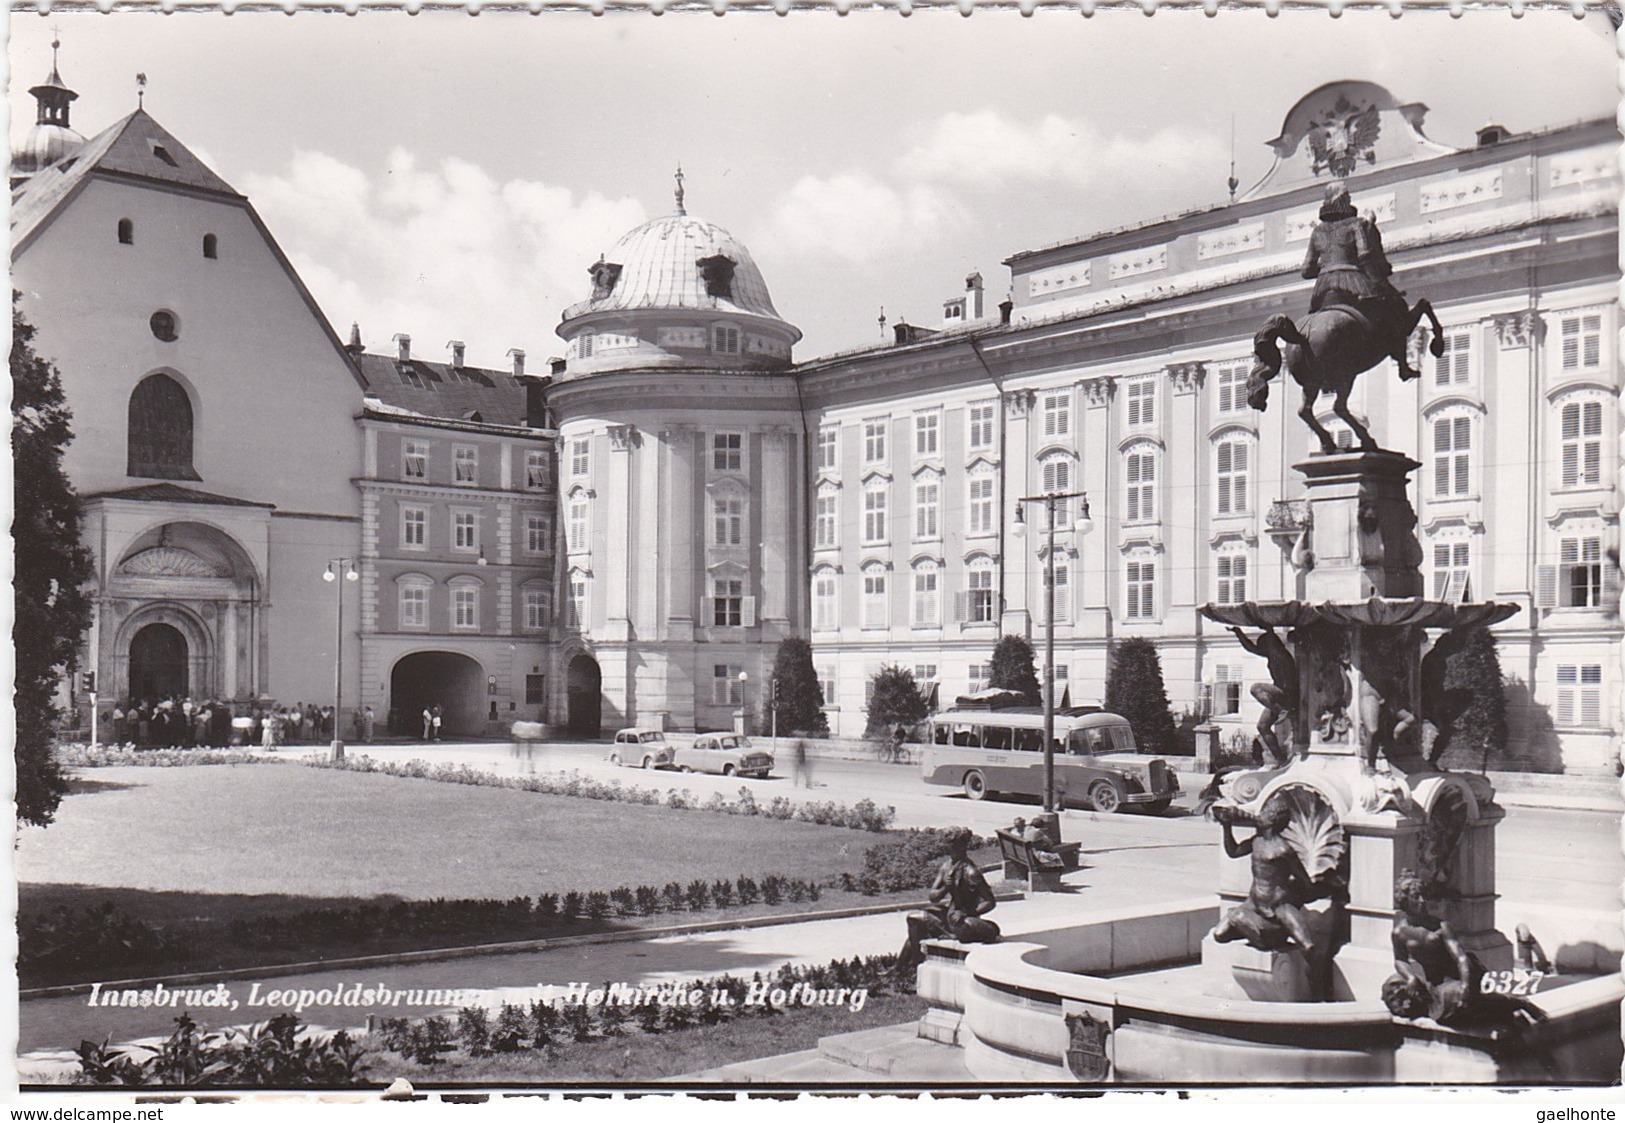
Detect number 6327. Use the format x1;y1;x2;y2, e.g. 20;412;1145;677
1480;969;1545;995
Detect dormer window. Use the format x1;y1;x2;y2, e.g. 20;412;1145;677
151;143;178;168
698;254;737;300
713;325;741;355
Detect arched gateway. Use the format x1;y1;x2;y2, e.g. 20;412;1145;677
390;651;486;739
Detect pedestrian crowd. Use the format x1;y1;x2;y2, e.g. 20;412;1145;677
106;698;341;749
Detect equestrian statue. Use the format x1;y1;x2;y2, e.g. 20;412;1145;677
1247;183;1446;454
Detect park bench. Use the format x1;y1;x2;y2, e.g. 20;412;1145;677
994;829;1081;893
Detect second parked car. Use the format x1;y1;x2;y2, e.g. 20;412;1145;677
608;728;676;770
674;733;775;778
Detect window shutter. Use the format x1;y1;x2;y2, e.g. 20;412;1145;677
1604;562;1622;613
1561;445;1579;489
741;597;757;628
1536;564;1558;608
1584;443;1600;487
954;591;969;623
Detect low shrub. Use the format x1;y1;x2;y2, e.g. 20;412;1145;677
77;1013;369;1087
858;828;993;893
57;744;279;769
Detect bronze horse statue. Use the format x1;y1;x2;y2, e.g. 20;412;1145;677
1247;299;1446;455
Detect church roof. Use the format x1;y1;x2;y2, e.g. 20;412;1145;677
353;351;532;430
80;482;276;508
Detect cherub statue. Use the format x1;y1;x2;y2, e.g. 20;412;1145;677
1230;626;1299;765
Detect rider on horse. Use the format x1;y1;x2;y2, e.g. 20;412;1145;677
1302;184;1420;381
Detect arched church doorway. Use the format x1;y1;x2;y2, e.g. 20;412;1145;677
566;655;603;740
130;623;189;701
389;652;486;739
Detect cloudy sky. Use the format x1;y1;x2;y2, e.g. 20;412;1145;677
9;10;1617;367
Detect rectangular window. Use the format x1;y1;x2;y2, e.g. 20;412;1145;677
713;495;744;546
1215;362;1248;415
714;664;743;706
525;512;552;554
1216;440;1249;515
1125;560;1156;620
968;663;990;694
1432;416;1472;498
570;438;590;478
1041;391;1071;439
401;506;426;549
569;573;587;629
714;326;741;355
968;476;995;535
863;570;888;629
400;584;427;628
1044;562;1070;621
968;401;996;450
1126;451;1157;523
863;487;888;544
968;567;996;623
452;586;479;630
1216;553;1247;604
1041;459;1073;524
817;425;838;471
915;478;940;540
1208;665;1242;716
1556;664;1603;727
915;413;940;457
453;511;479;551
1561;401;1604;488
813;573;837;630
815;492;838;549
713;433;743;471
526;450;551;490
818;665;837;707
1561;313;1602;372
453;446;479;485
1432;542;1472;602
913;568;940;627
403;440;429;481
864;419;888;463
913;664;938;686
568;500;588;552
525;674;546;706
1126;378;1156;427
712;578;744;627
1434;329;1472;386
1559;535;1603;608
523;588;550;630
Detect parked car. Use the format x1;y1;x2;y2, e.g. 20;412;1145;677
607;728;675;770
673;733;774;778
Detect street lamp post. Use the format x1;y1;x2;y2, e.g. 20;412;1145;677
1014;489;1093;814
737;669;749;736
323;559;359;762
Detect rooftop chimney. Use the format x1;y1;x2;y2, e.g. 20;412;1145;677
966;271;985;320
448;340;465;369
999;299;1014;327
549;356;568;378
393;333;411;363
508;348;526;379
346;322;364;354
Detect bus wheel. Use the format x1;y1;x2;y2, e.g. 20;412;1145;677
1087;781;1121;814
963;771;988;801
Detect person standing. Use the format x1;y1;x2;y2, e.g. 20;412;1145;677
111;703;126;745
361;705;375;744
422;706;433;741
792;738;812;788
431;705;443;742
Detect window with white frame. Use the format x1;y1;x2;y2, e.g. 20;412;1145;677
817;424;838;471
1125;445;1158;524
864;419;888;463
1560;398;1604;489
913;561;941;627
453;510;479;551
814;486;838;549
567;496;589;552
523;587;551;630
525;512;552;555
968;401;996;450
968;472;996;535
453;445;478;485
525;450;550;490
863;482;889;544
1216;435;1250;515
714;325;741;355
1431;414;1473;498
1433;329;1472;386
1560;312;1603;373
568;570;587;629
1126;378;1156;427
712;433;743;472
812;570;838;630
1041;455;1074;524
966;559;996;623
712;577;744;627
577;332;595;359
1041;390;1071;439
818;665;837;707
1555;535;1604;608
1555;663;1603;727
403;440;429;480
913;664;938;687
570;437;590;478
915;412;940;457
914;476;940;540
713;492;745;546
1432;540;1472;601
968;663;990;694
1215;361;1249;415
1205;664;1242;716
713;664;744;705
401;505;427;550
1125;557;1156;620
451;583;480;631
1216;549;1247;604
862;564;888;629
399;579;429;629
1043;556;1070;622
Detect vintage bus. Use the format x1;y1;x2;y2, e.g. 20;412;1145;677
921;706;1180;814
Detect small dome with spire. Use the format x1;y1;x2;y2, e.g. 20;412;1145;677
12;37;85;181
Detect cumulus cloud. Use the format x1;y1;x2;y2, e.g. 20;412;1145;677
759;171;966;266
243;150;647;369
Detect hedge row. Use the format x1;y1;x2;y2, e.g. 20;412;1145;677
57;744;279;768
304;755;897;831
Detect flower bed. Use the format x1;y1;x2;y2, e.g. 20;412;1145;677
56;744;279;768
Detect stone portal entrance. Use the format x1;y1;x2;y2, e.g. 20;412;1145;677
129;622;189;701
566;654;603;740
390;651;485;739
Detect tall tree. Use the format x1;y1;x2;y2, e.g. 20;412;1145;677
988;634;1041;703
1103;638;1180;756
1438;626;1509;773
865;664;928;736
771;637;829;736
13;294;92;827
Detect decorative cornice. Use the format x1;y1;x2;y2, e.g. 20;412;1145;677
1166;362;1207;395
1492;310;1545;349
119;547;225;578
1003;389;1037;417
1081;376;1117;408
